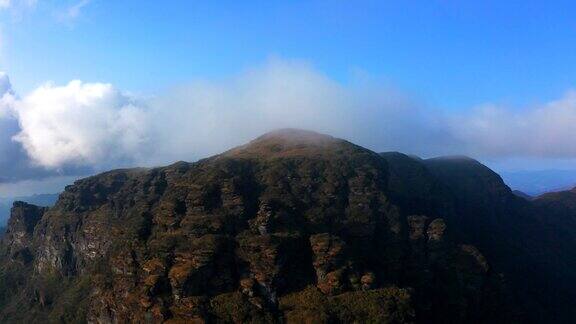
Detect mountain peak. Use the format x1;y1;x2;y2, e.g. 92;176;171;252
222;128;369;159
426;155;477;163
254;128;337;143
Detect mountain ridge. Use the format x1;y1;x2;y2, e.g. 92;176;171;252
0;193;59;226
0;129;573;323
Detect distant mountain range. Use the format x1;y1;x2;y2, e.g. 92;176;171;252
1;130;576;323
501;169;576;196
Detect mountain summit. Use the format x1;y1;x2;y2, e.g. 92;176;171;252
0;130;574;323
222;128;371;160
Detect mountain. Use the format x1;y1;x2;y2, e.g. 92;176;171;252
380;153;576;322
0;129;574;323
512;190;532;200
0;194;59;225
534;187;576;217
423;156;576;322
532;188;576;242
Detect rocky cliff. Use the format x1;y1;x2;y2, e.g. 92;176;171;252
0;129;570;323
382;153;576;323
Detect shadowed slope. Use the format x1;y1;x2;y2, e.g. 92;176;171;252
0;129;549;323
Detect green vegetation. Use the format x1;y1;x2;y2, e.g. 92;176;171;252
210;292;275;323
280;286;415;324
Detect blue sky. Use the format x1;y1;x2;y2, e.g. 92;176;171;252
3;0;576;109
1;0;576;196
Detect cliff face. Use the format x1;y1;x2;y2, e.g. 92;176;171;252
0;129;556;323
2;202;47;265
533;188;576;226
382;153;576;323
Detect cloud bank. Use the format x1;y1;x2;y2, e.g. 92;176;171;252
13;80;148;168
0;73;90;185
2;58;576;189
452;93;576;158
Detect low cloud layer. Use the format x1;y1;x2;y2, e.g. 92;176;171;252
452;93;576;158
141;59;455;164
2;58;576;192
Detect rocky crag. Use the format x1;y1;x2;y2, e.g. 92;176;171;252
0;129;573;323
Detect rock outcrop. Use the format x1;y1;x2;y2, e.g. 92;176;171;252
2;202;47;264
1;129;571;323
382;152;576;323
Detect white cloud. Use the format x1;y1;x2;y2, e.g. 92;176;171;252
4;58;576;176
0;72;16;118
143;59;353;163
0;72;11;94
450;92;576;158
67;0;89;18
141;58;457;163
0;72;50;185
12;80;149;168
0;0;36;10
4;59;445;169
56;0;90;22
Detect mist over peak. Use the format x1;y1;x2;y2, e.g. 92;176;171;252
0;59;575;198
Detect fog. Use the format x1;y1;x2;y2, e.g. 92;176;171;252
2;58;576;194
